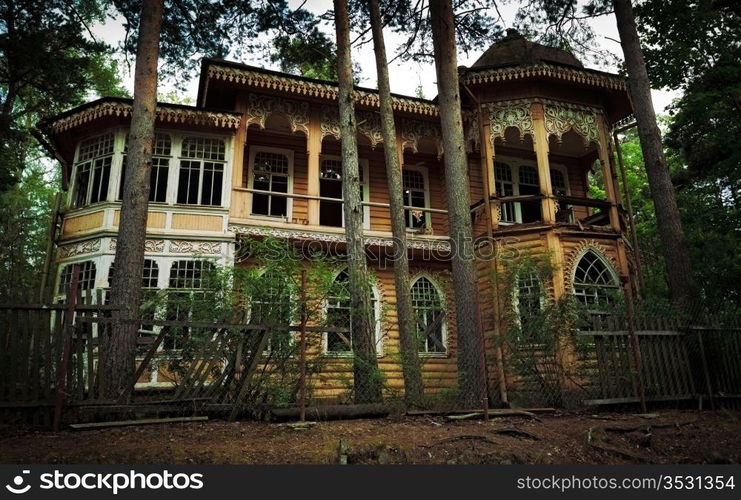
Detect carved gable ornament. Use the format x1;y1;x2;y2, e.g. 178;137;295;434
543;101;602;148
400;119;444;158
320;107;385;149
245;93;310;135
485;100;534;144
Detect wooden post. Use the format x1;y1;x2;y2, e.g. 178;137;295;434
53;264;79;431
613;128;645;293
623;277;647;413
231;95;249;219
39;193;61;303
298;269;308;422
596;117;621;230
307;108;322;226
531;103;557;224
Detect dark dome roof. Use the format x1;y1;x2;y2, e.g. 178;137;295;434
472;29;583;69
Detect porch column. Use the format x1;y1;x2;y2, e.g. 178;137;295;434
231;95;249;219
596;117;621;230
481;120;499;230
307;108;322;226
531;103;557;224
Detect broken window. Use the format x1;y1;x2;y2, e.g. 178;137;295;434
250;149;290;217
573;250;620;315
496;161;545;223
319;157;369;227
72;133;114;207
495;161;516;223
403;167;428;229
58;261;97;294
324;270;379;355
518;165;541;223
411;277;446;354
550;167;573;222
164;260;216;350
514;270;544;339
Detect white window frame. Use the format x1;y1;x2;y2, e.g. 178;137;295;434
322;269;383;357
70;132;115;208
402;164;431;231
247;145;294;220
410;274;448;357
319;154;370;229
175;135;228;207
571;248;620;316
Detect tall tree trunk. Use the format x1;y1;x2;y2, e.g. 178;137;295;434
334;0;383;404
613;0;694;306
368;0;424;406
429;0;487;406
106;0;164;398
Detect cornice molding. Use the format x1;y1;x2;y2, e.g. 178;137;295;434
462;63;627;92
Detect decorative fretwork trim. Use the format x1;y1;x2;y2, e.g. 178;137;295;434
207;64;440;117
485;99;534;144
57;238;101;260
245;93;310;135
463;64;627;92
47;100;241;134
109;239;166;253
320;106;385;148
228;224;452;253
400;118;444;157
562;239;620;292
538;98;604;148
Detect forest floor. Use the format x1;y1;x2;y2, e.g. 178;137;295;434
1;409;740;464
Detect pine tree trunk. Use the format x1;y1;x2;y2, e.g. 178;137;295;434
368;0;424;406
613;0;694;306
334;0;383;404
105;0;164;398
429;0;487;406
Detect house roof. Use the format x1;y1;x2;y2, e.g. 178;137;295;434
472;29;584;69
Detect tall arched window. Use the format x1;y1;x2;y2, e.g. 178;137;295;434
573;250;620;314
325;270;380;355
411;277;446;354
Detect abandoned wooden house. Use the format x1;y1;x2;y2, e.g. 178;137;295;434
39;31;637;399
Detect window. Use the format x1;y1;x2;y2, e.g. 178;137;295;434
518;165;541;223
118;133;172;203
573;250;620;315
107;259;159;288
177;137;225;206
107;259;160;336
165;260;215;349
250;270;295;353
58;261;97;294
495;161;543;223
495;161;516;222
325;270;380;355
550;167;573;222
319;157;369;228
411;277;446;354
250;149;291;217
72;134;114;207
403;167;428;229
514;270;543;336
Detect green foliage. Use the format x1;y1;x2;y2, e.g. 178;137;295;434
0;161;58;302
0;0;126;190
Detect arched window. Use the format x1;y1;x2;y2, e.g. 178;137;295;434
325;270;380;355
411;277;446;354
58;261;97;294
573;250;620;314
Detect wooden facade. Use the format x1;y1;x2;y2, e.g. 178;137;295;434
40;32;637;399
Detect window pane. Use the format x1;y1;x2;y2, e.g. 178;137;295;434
149;158;169;202
90;157;112;203
177;161;200;204
73;163;91;207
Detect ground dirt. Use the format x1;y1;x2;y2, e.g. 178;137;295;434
1;410;740;464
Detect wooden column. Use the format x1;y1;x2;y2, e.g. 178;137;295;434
307;108;322;226
596;117;621;230
231;95;249;219
531;103;557;224
481;121;499;229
